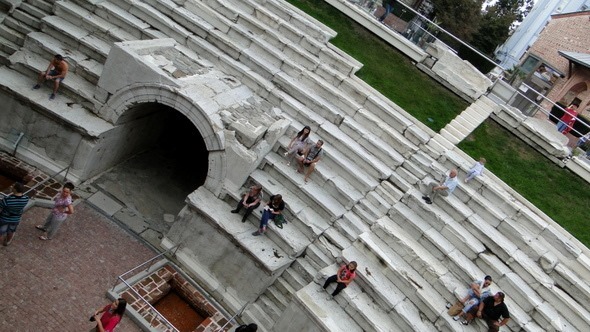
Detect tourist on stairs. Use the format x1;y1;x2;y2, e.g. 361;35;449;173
0;182;30;246
296;140;324;183
252;194;284;236
321;261;357;300
231;184;263;222
420;169;458;204
33;54;69;101
284;126;311;166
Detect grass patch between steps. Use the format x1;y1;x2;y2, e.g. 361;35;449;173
287;0;590;248
459;120;590;247
286;0;467;132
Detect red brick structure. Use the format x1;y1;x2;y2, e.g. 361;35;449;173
122;265;232;332
524;11;590;116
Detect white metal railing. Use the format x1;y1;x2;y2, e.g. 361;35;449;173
346;0;589;141
1;166;70;198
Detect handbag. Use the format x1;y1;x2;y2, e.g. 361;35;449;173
447;301;464;316
274;214;285;229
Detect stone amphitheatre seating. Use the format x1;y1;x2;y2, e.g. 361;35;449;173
2;0;590;331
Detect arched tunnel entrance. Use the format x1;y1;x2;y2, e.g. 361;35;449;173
90;102;209;239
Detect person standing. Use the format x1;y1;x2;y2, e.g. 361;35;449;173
420;169;459;204
322;261;358;299
231;184;263;222
556;104;578;134
465;292;510;329
252;194;284;236
36;182;74;240
378;0;397;22
91;298;127;332
465;158;486;183
33;54;69;100
0;182;30;246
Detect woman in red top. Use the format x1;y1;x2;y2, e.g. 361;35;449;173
557;104;578;134
322;261;358;298
91;298;127;332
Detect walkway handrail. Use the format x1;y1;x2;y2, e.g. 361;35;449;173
116;276;180;332
1;165;70;198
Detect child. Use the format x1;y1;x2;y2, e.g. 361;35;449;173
465;158;486;183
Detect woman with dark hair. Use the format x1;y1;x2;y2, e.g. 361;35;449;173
284;126;311;166
322;261;358;299
253;194;284;236
231;184;263;222
235;323;258;331
91;298;127;332
36;182;75;240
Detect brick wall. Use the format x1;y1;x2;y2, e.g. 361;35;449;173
121;265;231;332
526;11;590;115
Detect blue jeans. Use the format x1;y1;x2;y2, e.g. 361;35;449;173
379;4;392;22
556;121;569;133
259;209;275;230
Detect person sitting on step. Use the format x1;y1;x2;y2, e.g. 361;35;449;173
284;125;311;166
465;157;486;183
321;261;358;300
296;140;324;183
252;194;284;236
231;184;263;222
464;292;510;330
33;54;69;101
447;275;493;323
420;169;458;204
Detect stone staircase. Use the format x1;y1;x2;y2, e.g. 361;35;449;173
2;1;590;331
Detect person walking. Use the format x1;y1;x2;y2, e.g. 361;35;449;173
91;298;127;332
556;104;578;134
0;182;30;246
231;184;263;222
36;182;74;240
321;261;358;299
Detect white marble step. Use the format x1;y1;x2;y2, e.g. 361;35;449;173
341;245;439;331
352;108;419;158
55;1;137;43
282;266;309;290
291;257;318;285
292;283;364;332
249;169;324;242
263;151;347;222
8;50;98;108
12;7;42;29
319;121;392;180
0;66;113;137
249;0;337;44
265;285;290;311
304;242;334;270
256;294;283;322
241;302;274;332
41;15;111;63
4;14;36;36
0;34;18;56
24;31;103;85
340;116;405;168
0;22;25;45
93;0;151;40
388;202;486;285
19;1;51;19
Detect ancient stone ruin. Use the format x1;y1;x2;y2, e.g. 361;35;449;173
1;0;590;331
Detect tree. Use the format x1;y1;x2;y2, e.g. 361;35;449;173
430;0;484;42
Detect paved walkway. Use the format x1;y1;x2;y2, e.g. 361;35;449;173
0;203;155;331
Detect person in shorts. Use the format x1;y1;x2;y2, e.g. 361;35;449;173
33;54;69;100
0;182;30;246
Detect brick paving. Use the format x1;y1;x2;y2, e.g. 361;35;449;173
0;203;156;331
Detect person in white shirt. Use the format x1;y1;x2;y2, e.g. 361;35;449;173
465;157;486;183
421;169;459;204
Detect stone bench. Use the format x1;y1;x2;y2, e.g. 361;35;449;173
262;151;348;222
41;15;111;63
8;50;97;107
341;245;442;331
24;31;103;85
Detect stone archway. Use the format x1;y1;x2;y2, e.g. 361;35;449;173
97;84;226;196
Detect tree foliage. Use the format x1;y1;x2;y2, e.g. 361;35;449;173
430;0;484;42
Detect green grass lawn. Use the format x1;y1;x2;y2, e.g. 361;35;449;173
459;121;590;246
287;0;590;247
287;0;467;132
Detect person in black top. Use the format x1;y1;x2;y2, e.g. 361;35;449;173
253;194;284;236
296;140;324;183
465;292;510;331
235;323;257;332
0;182;30;246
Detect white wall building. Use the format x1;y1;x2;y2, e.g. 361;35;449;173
494;0;590;69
